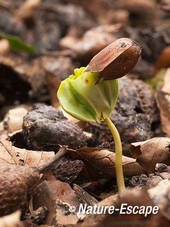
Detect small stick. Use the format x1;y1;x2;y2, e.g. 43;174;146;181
38;146;67;173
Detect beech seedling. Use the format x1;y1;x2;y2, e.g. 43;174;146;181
57;38;141;193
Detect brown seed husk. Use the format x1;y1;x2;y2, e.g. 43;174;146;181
85;38;141;81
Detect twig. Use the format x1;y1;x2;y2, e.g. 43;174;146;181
38;146;67;173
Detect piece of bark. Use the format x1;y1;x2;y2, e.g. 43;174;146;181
156;69;170;136
130;137;170;173
70;147;145;179
23;104;88;150
51;157;84;184
73;184;98;205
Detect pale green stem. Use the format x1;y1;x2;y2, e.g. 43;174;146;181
104;117;125;193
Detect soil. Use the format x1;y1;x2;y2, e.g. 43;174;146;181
0;0;169;226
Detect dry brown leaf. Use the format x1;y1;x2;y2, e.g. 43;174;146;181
0;135;54;166
70;147;145;179
156;69;170;136
130;137;170;173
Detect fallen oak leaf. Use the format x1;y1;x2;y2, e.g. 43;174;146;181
70;147;145;179
130;137;170;173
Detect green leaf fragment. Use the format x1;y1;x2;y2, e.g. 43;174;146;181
0;33;35;54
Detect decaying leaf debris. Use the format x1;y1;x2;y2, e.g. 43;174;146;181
0;0;170;226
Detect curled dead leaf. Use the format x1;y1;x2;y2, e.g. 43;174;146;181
0;135;55;166
70;147;145;179
130;137;170;173
85;38;141;81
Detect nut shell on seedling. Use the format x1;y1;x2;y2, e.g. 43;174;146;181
85;38;141;82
